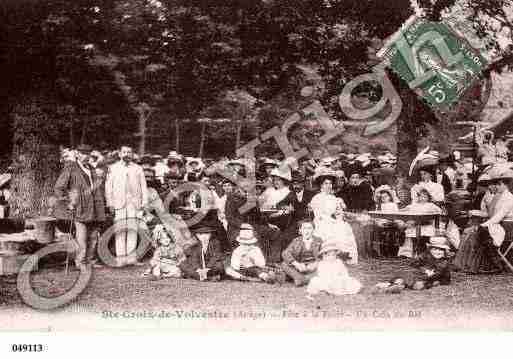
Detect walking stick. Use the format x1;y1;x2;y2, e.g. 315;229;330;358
65;209;75;276
201;248;206;270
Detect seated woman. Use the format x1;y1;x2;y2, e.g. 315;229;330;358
259;166;297;226
225;223;277;283
281;220;323;286
339;170;375;212
310;169;358;264
397;188;443;258
410;165;445;207
258;165;298;259
455;168;513;273
179;223;226;281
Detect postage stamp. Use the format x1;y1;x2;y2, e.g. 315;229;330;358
379;15;488;109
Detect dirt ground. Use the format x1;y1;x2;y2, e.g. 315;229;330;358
1;258;513;331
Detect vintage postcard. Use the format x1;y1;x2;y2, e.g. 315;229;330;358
1;1;513;345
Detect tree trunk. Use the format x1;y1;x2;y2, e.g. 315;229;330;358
138;111;146;156
198;122;206;158
235;120;242;155
175;118;180;152
396;89;421;206
9;95;61;218
69;117;74;148
80;118;86;145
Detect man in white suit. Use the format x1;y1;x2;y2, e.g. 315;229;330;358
105;146;148;266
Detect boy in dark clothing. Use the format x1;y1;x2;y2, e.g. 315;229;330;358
373;237;451;293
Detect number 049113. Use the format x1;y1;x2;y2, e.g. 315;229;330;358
11;344;45;352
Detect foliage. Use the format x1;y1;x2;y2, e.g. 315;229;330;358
2;0;513;199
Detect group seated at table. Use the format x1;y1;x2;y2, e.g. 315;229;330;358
127;157;513;286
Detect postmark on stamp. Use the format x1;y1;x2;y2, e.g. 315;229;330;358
378;15;488;109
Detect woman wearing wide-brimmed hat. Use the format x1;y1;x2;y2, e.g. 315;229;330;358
309;168;358;264
259;166;296;227
455;168;513;274
478;168;513;271
257;164;299;260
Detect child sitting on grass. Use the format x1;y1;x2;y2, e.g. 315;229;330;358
142;224;185;280
306;243;362;299
225;223;278;284
281;220;323;286
373;236;451;294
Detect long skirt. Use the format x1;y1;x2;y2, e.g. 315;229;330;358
453;225;503;273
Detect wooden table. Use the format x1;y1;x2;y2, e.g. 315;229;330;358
368;211;442;257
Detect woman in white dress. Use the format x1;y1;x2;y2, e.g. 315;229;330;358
309;169;358;264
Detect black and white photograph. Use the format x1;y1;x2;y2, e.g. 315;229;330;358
1;0;513;340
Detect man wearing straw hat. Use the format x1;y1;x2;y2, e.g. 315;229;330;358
54;144;106;270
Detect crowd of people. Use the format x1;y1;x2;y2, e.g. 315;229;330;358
44;140;513;298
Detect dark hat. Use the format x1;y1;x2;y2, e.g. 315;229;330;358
164;172;183;181
221;176;237;185
291;170;305;183
262;158;279;167
143;168;156;178
347;163;364;177
190;221;217;233
140;155;155;166
76;144;92;153
439;155;455;165
418;164;436;177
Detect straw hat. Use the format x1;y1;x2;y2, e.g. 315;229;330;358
0;173;12;189
355;153;372;167
228;159;246;167
262;158;279;167
269;166;292;182
312;167;338;186
477;173;492;185
236;223;258;245
320;157;336;167
490;168;513;181
167;151;184;164
427;236;450;251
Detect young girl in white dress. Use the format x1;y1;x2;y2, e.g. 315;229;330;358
307;243;362;298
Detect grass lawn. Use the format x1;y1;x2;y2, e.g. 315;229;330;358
1;258;513;330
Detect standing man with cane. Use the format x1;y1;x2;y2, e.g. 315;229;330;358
105;146;148;266
54;144;106;271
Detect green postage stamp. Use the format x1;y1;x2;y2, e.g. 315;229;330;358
378;15;488;109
